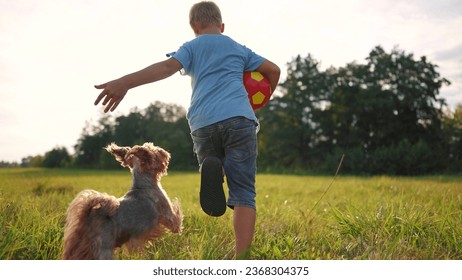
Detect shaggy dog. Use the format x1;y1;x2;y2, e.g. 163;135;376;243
62;143;183;259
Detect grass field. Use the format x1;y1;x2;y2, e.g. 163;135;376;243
0;168;461;260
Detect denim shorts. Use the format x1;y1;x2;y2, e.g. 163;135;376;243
190;117;258;209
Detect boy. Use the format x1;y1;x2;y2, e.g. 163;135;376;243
94;1;280;259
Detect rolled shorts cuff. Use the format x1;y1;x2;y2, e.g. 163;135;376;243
227;199;256;210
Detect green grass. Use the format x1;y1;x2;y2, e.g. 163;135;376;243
0;168;461;260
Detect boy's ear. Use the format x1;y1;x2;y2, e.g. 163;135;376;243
105;143;130;166
190;21;199;35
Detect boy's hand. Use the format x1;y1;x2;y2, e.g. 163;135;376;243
94;79;129;113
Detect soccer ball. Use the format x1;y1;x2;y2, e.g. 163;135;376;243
243;71;272;110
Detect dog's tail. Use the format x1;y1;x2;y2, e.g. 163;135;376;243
62;190;120;260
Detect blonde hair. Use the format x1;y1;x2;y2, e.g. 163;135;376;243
189;1;222;29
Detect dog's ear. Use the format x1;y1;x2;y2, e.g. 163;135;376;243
153;146;171;176
105;143;130;166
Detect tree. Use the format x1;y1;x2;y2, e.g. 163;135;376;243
20;155;43;167
257;54;335;169
327;46;449;174
74;114;115;168
42;147;71;168
442;104;462;172
258;46;451;174
29;155;43;167
73;102;196;169
359;46;447;148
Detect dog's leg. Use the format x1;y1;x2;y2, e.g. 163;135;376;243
123;226;165;253
159;198;183;233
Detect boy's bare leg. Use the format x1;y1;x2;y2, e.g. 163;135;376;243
233;206;256;259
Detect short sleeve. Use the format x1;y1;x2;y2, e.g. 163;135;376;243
243;46;266;72
170;43;193;74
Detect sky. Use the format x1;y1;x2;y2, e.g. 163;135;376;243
1;0;461;163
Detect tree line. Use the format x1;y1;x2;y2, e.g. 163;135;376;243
12;46;462;175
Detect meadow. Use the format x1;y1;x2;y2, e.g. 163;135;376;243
0;168;461;260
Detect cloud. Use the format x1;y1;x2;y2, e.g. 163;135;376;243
432;43;462;108
415;0;462;19
434;44;462;62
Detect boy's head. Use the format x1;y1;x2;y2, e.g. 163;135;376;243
189;1;223;32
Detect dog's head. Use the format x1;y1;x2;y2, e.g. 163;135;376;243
106;143;171;179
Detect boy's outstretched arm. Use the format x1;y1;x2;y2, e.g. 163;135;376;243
256;60;281;94
94;58;183;113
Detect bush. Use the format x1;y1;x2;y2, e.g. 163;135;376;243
323;140;446;175
42;147;71;168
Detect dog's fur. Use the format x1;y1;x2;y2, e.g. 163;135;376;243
62;143;183;260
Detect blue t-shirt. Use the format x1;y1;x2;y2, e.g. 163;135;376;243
171;34;265;132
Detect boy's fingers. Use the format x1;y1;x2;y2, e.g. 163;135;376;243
102;94;113;105
109;101;121;112
94;90;107;106
104;102;112;113
102;100;119;113
94;83;107;89
94;84;107;105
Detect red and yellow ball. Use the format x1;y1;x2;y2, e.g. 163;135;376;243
243;71;272;110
